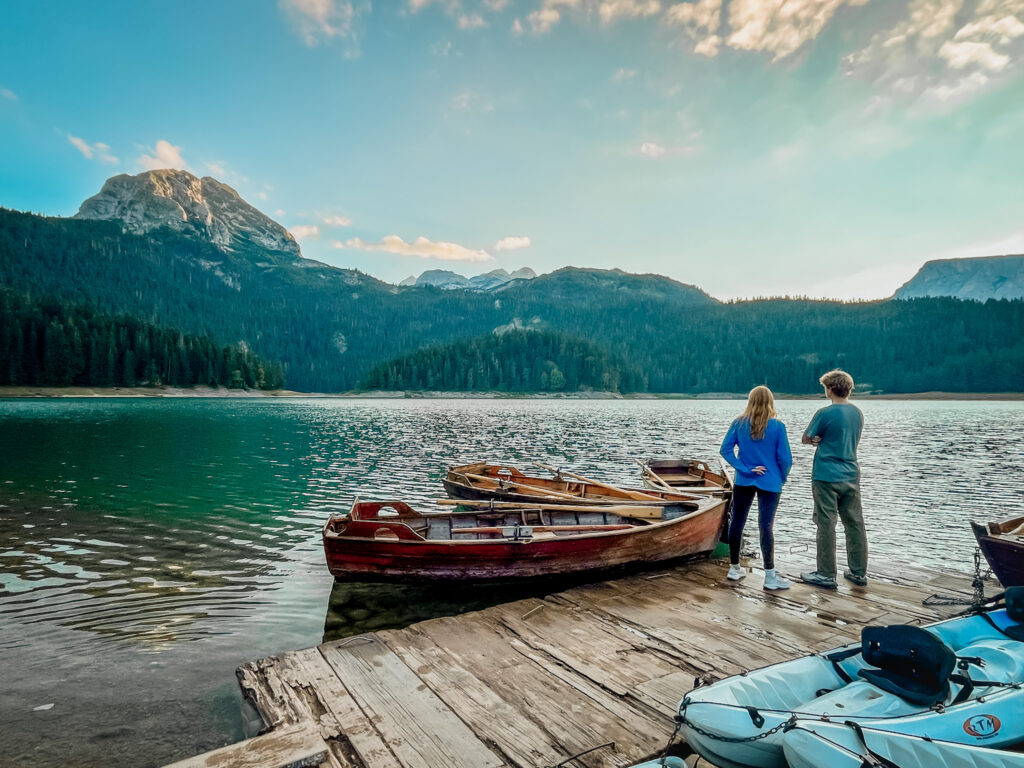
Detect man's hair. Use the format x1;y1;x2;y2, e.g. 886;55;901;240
820;369;854;398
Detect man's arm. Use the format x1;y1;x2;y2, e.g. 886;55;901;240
802;411;822;445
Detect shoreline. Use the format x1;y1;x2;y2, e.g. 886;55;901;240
1;386;1022;401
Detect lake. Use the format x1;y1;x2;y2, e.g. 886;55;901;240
1;397;1021;767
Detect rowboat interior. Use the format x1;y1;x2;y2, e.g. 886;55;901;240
640;458;731;491
985;516;1024;537
325;500;679;542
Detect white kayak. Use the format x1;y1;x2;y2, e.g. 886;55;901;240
677;604;1024;768
782;720;1024;768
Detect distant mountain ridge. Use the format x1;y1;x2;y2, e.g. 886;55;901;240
398;267;537;290
75;170;300;258
895;254;1024;301
1;172;1021;394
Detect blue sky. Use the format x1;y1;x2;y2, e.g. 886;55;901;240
2;0;1023;299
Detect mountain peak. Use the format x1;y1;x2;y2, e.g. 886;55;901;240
74;169;299;257
399;266;537;291
895;254;1024;301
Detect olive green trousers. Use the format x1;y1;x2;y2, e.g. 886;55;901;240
811;479;868;579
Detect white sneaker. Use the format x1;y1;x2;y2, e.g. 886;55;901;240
763;569;791;590
727;564;746;581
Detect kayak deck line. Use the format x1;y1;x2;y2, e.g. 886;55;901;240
162;554;980;768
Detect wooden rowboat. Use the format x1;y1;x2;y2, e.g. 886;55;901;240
971;515;1024;587
639;457;732;494
322;496;729;582
442;461;704;507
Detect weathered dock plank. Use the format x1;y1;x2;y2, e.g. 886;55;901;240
177;556;979;768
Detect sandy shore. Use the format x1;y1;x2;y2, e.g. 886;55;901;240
1;386;1021;400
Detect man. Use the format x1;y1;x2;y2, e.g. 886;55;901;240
800;369;868;589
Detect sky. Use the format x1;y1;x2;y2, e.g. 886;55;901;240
1;0;1023;300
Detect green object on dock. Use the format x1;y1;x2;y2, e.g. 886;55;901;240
712;540;730;558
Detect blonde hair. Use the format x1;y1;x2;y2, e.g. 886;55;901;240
740;385;776;440
819;369;854;398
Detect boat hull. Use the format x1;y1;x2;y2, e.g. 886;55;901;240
972;519;1024;588
323;499;728;583
782;721;1024;768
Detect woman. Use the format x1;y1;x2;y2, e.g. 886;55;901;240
720;386;793;590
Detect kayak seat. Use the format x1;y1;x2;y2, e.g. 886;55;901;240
857;625;956;707
1006;588;1024;640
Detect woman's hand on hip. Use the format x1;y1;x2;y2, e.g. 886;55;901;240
751;465;767;476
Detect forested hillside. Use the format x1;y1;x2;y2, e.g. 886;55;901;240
359;329;646;392
1;207;1021;393
0;290;284;389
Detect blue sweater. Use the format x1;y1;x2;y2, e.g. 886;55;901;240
720;417;793;492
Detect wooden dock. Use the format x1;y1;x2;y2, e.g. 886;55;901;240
165;554;977;768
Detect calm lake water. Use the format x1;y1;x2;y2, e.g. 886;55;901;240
1;397;1021;767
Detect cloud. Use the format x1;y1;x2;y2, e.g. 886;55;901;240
612;67;638;82
938;39;1011;70
483;0;510;9
663;0;723;56
847;0;1024;105
527;7;562;33
636;140;701;157
511;17;525;34
452;90;495;111
335;235;494;262
323;214;352;227
67;134;119;165
290;225;321;240
279;0;358;47
494;236;531;251
458;13;488;29
0;87;16;100
138;140;188;171
726;0;861;59
258;192;269;200
639;141;667;157
599;0;661;24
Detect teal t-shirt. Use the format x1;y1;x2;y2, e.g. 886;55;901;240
804;403;863;483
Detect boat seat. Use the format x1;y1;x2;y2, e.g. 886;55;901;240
1006;588;1024;641
857;625;956;706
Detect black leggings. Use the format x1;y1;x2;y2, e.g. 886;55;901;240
728;485;781;570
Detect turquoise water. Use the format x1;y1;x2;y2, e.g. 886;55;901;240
0;398;1021;766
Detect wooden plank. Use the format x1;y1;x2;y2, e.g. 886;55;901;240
238;647;403;768
319;634;505;768
377;622;566;768
163;721;329;768
380;611;667;768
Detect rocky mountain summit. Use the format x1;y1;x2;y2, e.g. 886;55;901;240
398;267;537;290
75;169;300;257
895;254;1024;301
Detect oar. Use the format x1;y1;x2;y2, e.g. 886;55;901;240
637;460;676;492
459;472;583;500
435;498;669;520
532;461;671;502
452;524;633;535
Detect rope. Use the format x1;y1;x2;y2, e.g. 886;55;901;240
548;741;614;767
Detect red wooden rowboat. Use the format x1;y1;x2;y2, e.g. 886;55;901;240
442;461;706;507
322;496;729;582
972;515;1024;587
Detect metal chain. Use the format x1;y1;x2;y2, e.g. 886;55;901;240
923;548;992;607
676;712;796;744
